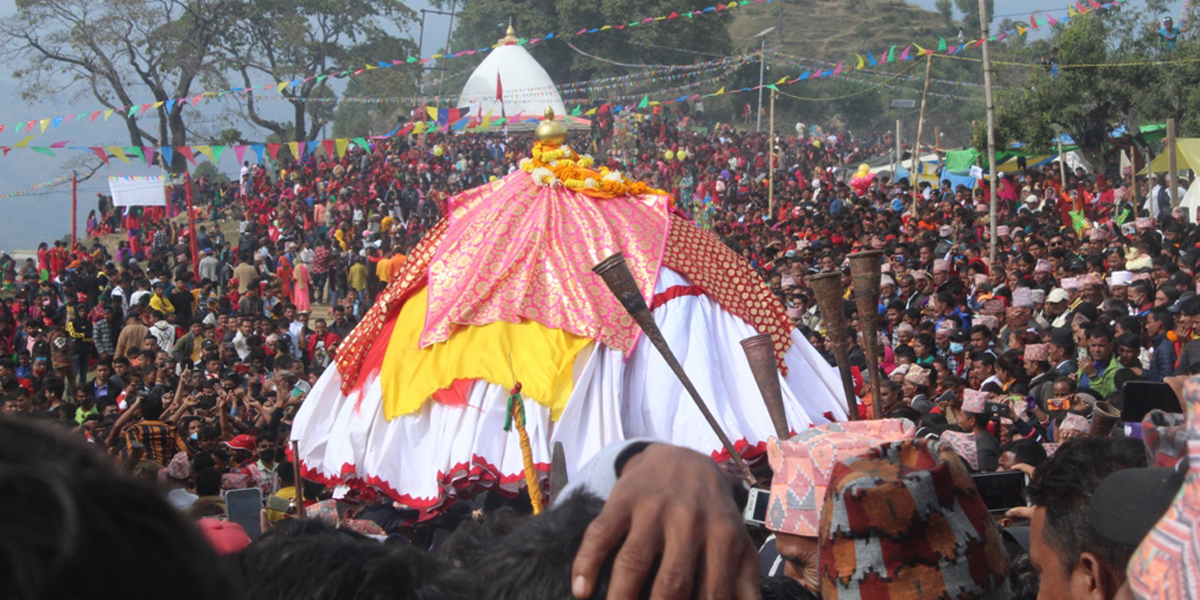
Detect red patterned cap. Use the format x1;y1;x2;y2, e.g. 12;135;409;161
1126;376;1200;599
819;439;1008;598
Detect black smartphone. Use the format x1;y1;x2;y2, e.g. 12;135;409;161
984;401;1009;419
225;487;264;540
971;471;1027;513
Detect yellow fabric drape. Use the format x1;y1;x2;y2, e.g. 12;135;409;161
379;287;592;421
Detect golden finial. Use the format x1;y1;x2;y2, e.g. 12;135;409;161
498;22;519;45
535;106;567;145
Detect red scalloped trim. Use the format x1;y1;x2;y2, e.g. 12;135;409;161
299;438;771;519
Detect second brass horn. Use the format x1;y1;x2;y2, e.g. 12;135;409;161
808;271;859;419
848;250;884;419
592;253;756;483
740;333;790;440
1089;401;1121;437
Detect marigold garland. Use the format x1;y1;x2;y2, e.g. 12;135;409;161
520;141;664;200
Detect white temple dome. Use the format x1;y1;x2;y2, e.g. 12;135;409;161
456;27;567;131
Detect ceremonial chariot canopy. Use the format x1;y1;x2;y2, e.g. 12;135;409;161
455;26;570;131
292;108;850;516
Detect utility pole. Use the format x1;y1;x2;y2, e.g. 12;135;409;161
754;27;775;132
768;89;776;217
979;0;999;265
895;119;902;174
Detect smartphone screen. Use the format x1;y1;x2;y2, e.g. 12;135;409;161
743;487;772;525
225;487;264;540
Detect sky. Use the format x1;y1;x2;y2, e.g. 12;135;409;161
0;0;1182;252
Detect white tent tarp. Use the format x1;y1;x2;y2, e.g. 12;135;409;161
109;176;166;207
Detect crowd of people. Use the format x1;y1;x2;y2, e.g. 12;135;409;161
1;108;1198;600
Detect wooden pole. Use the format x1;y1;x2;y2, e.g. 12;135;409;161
1130;148;1139;219
768;89;776;218
185;172;200;281
911;53;934;218
980;0;998;266
1058;137;1068;195
291;440;304;516
1168;117;1179;206
70;171;77;250
911;53;934;178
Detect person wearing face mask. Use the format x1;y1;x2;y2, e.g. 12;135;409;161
946;330;969;376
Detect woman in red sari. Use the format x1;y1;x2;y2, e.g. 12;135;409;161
276;254;293;304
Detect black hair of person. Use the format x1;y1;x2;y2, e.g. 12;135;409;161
229;520;476;600
0;418;231;599
1026;437;1147;576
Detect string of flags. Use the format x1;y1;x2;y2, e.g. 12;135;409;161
0;0;1129;152
0;173;73;200
0;0;771;142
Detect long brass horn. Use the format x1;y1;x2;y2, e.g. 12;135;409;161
592;253;755;484
848;251;885;419
1089;400;1121;437
740;334;791;440
807;272;860;420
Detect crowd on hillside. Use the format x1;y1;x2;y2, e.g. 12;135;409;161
1;109;1199;600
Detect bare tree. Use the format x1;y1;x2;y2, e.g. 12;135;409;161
2;0;237;172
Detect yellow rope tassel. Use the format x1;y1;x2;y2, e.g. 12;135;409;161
506;384;544;514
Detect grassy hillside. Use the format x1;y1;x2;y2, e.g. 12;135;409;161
729;0;949;62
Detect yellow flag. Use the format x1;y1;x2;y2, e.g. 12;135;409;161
776;76;789;85
287;142;299;158
335;138;350;157
153;101;164;109
1016;24;1027;35
914;44;928;56
426;107;439;120
104;110;114;120
714;86;725;95
584;108;597;116
856;54;865;70
194;145;215;163
1068;5;1078;16
366;63;377;69
412;122;427;134
481;109;494;129
278;81;289;92
600;25;611;30
109;146;129;163
13;136;34;148
39;119;50;133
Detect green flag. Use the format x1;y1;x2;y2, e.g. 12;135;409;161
1069;210;1089;233
886;45;896;62
571;105;581;116
352;137;370;152
638;95;650;108
1115;208;1131;226
937;37;947;52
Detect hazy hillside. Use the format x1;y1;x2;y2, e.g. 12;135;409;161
729;0;949;60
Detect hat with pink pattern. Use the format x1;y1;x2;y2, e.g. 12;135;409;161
962;389;989;414
765;419;917;536
1024;343;1050;362
938;430;980;470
